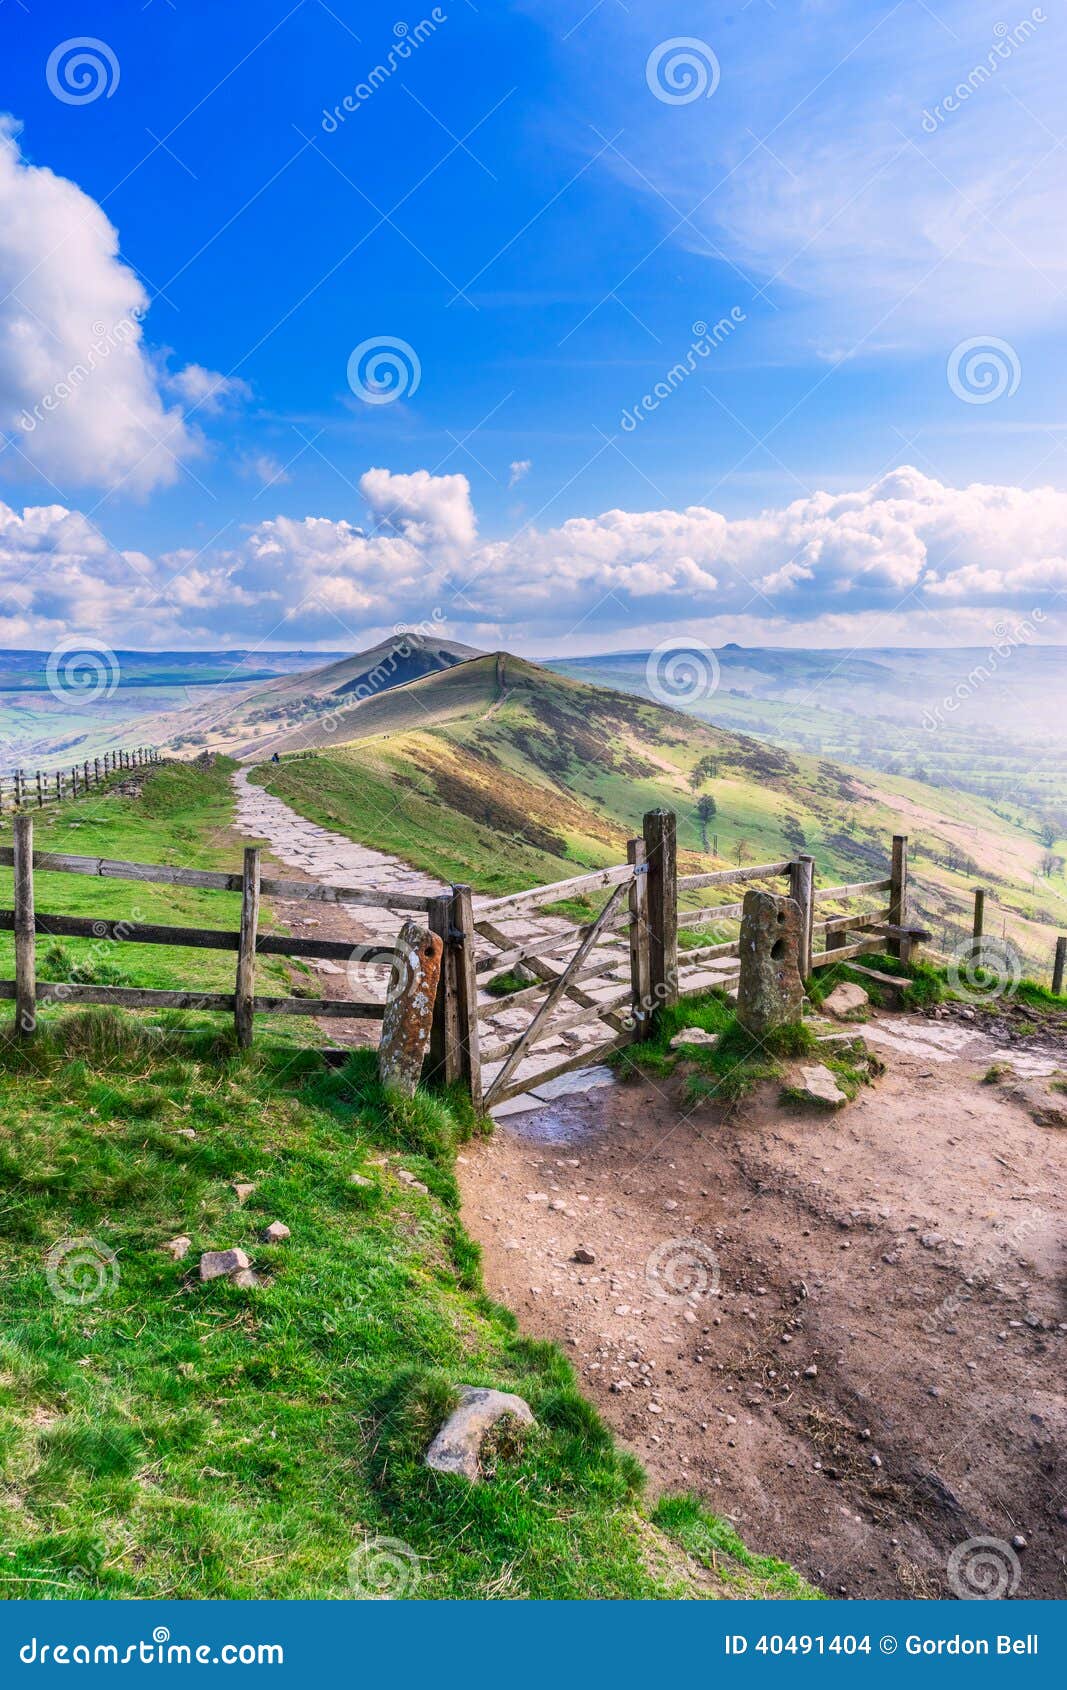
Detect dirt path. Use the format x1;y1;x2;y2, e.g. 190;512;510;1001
458;1007;1067;1599
230;768;642;1092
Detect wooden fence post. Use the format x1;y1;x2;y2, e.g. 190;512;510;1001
14;769;22;807
13;813;36;1036
971;888;985;966
627;836;652;1040
55;772;61;803
643;809;678;1014
887;835;908;960
427;893;461;1088
451;884;483;1110
36;771;43;808
1053;936;1066;997
234;846;261;1049
789;853;815;978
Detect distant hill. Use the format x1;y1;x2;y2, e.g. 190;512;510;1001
155;636;483;757
249;650;1067;974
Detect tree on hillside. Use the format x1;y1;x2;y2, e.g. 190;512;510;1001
734;838;750;867
695;793;717;851
1039;821;1057;849
1039;851;1064;879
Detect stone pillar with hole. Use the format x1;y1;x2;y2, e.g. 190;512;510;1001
736;889;805;1038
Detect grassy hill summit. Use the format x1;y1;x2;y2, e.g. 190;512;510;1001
160;633;482;760
249;649;1066;974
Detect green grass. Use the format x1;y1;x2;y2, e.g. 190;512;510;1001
0;761;812;1600
0;1014;812;1600
618;991;881;1107
0;758;298;1028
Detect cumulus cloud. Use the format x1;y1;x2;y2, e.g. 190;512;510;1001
165;363;252;416
359;466;477;551
3;466;1067;649
508;459;531;487
0;118;203;495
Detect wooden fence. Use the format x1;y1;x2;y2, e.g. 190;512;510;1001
0;815;423;1047
0;807;913;1098
963;883;1067;992
451;815;911;1110
0;747;160;817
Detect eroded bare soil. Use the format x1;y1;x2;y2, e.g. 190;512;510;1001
458;1010;1067;1599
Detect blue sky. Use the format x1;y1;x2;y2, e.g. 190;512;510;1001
2;0;1067;653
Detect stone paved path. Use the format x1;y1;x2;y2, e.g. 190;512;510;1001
231;768;629;1111
232;767;443;947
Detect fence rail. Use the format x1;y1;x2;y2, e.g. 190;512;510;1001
0;748;159;817
1;816;404;1047
1;807;927;1095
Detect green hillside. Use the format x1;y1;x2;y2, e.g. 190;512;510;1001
252;653;1067;973
0;761;811;1600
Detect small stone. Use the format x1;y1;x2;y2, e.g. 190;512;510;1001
396;1169;429;1194
804;1364;818;1378
161;1235;191;1261
669;1027;720;1050
572;1247;596;1265
199;1248;251;1283
230;1268;261;1289
232;1183;255;1204
176;1128;196;1140
796;1065;848;1108
260;1222;290;1244
1012;1534;1027;1550
349;1173;373;1187
822;982;869;1020
526;1192;549;1203
425;1386;535;1482
870;1453;883;1468
920;1232;943;1250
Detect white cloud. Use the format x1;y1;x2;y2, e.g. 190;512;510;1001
165;363;252;415
0;118;203;495
359;466;477;551
4;465;1067;649
565;0;1067;344
238;452;291;488
508;458;531;487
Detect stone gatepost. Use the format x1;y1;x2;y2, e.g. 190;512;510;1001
378;923;444;1096
736;890;805;1037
